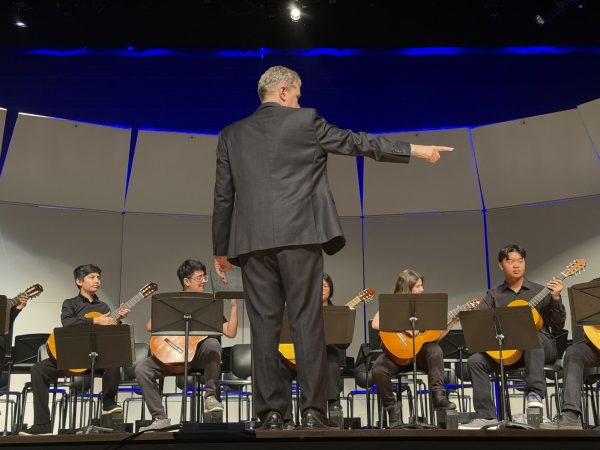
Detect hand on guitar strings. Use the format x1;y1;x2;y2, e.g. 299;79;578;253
93;312;118;326
117;307;130;319
547;277;564;300
15;293;29;310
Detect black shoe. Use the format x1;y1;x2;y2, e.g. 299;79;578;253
102;402;123;415
385;401;402;428
19;423;53;436
328;402;343;413
301;408;338;430
432;391;456;410
257;410;283;430
283;420;296;430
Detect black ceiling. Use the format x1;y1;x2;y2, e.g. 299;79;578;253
2;0;599;49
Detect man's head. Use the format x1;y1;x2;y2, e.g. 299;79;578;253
498;244;527;280
177;259;208;293
258;66;302;108
74;264;102;293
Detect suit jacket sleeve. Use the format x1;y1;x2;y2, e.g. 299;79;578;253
313;111;412;162
212;133;235;256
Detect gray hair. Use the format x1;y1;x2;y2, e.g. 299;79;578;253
257;66;301;101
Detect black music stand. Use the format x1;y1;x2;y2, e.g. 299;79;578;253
459;307;540;430
379;293;448;429
0;296;10;335
569;281;600;340
54;324;134;434
439;330;471;412
280;306;356;345
151;292;223;424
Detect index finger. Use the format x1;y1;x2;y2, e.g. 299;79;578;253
435;146;454;152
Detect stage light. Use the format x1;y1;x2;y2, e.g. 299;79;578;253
535;14;545;26
289;3;301;22
15;18;27;27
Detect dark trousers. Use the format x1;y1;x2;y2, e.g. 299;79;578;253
561;341;600;415
30;358;120;425
239;244;327;421
135;338;222;420
467;331;557;419
372;342;446;408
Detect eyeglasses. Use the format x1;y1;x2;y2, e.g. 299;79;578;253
188;275;208;283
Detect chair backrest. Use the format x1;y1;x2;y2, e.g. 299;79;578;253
122;343;150;381
230;344;251;379
11;333;50;370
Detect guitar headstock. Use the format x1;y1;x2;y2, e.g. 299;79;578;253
466;297;482;310
23;284;44;299
561;259;587;278
140;282;158;298
359;288;376;304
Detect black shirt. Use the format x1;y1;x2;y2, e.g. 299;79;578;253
476;278;566;336
61;293;110;327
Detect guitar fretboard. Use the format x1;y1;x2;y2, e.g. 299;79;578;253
109;291;145;319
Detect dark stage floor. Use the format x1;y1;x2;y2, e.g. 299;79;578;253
0;428;599;450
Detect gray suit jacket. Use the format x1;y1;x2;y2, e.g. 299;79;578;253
212;102;411;264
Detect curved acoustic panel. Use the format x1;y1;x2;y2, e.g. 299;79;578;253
0;113;130;210
472;109;600;209
327;155;361;217
363;211;488;319
363;128;481;215
486;195;600;336
577;98;600;159
0;108;5;161
125;131;217;215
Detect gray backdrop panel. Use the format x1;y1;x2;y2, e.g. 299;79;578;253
125;131;217;215
486;195;600;336
472;109;600;209
363;128;481;215
0;114;130;211
577;97;600;160
327;155;361;217
363;211;489;334
0;202;123;340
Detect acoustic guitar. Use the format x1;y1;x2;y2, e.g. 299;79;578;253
486;258;586;365
150;334;211;374
46;282;158;374
380;297;481;365
278;288;376;371
8;284;44;307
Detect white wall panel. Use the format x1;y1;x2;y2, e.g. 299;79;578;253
486;196;600;337
363;128;481;215
0;203;123;340
473;109;600;209
0;114;130;210
125;131;217;215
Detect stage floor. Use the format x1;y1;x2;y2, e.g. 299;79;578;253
0;428;599;450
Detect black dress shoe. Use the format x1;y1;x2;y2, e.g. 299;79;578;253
257;410;283;430
432;391;456;410
301;408;338;430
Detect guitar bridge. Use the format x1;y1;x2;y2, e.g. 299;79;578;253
164;338;184;355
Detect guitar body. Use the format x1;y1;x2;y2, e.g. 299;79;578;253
150;335;207;373
47;311;105;375
279;343;297;370
485;299;543;365
583;325;600;352
380;330;442;365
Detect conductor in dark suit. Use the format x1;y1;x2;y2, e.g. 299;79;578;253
212;66;452;429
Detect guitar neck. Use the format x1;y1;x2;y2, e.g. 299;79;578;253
109;291;144;319
447;303;471;323
8;295;20;308
344;295;363;309
528;272;566;309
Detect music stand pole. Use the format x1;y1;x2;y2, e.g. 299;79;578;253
181;313;192;423
83;334;112;434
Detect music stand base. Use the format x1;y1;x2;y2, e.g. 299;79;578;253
481;420;536;430
394;418;438;430
76;425;114;435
